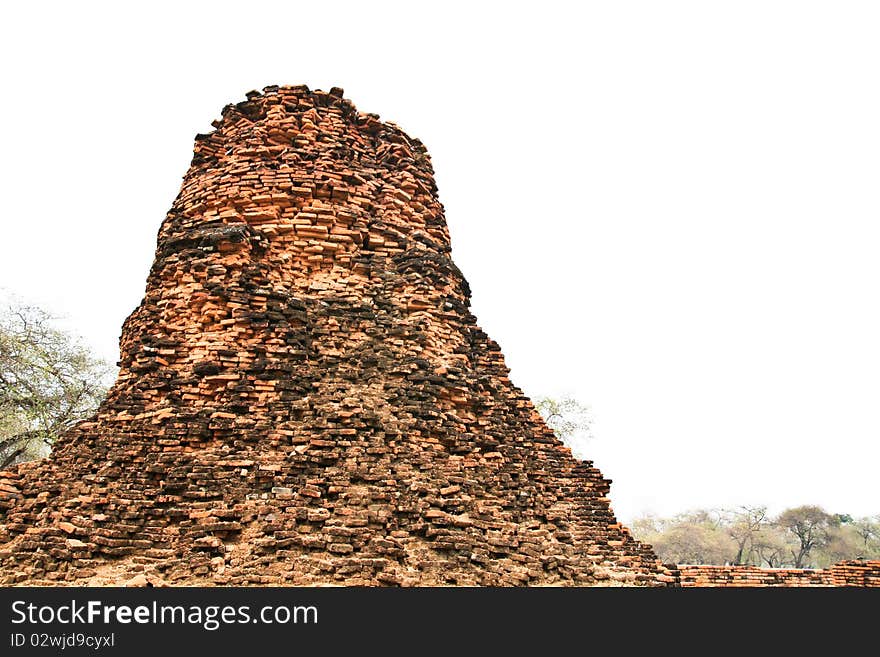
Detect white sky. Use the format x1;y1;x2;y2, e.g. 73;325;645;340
1;2;878;522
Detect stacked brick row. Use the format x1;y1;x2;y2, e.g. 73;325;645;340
827;560;880;587
0;86;675;586
677;561;880;587
677;565;831;587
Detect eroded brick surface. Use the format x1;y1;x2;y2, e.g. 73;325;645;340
678;561;880;587
0;86;675;586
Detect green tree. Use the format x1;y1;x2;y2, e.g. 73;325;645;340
534;396;593;458
633;510;737;565
752;523;797;568
0;299;113;468
819;523;866;568
775;506;838;568
848;516;880;559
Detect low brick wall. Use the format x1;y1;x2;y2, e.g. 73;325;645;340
677;560;880;587
826;560;880;587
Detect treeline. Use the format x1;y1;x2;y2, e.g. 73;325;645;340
631;506;880;568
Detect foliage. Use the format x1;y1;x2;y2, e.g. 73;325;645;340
631;505;880;567
0;299;113;468
776;505;838;568
534;396;593;458
643;510;737;565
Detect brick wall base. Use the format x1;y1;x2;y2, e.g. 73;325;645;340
676;560;880;587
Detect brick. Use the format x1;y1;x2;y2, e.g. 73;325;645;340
0;85;682;588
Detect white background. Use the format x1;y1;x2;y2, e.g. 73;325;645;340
1;1;877;522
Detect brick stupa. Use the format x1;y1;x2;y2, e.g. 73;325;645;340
0;86;675;586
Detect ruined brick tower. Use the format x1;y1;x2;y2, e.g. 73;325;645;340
0;86;675;586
